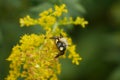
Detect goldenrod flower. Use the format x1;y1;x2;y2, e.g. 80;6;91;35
20;15;37;27
53;4;68;16
59;16;88;28
6;4;88;80
74;17;88;28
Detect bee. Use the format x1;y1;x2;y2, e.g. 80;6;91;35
50;34;68;58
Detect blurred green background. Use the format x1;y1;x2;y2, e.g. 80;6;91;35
0;0;120;80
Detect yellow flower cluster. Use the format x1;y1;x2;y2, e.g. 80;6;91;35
20;4;88;30
68;45;82;65
59;17;88;28
20;4;68;31
20;15;37;27
6;32;60;80
6;4;88;80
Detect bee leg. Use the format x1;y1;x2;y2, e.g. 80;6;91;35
55;52;64;58
55;53;60;58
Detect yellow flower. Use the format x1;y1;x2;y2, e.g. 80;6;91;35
20;15;37;27
74;17;88;28
59;16;88;28
38;15;56;30
6;4;88;80
53;4;68;17
68;45;82;65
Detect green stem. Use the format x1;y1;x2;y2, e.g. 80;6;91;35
52;22;58;33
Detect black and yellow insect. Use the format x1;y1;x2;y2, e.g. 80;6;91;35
50;34;68;58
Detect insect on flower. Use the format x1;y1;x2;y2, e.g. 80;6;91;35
50;34;68;58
